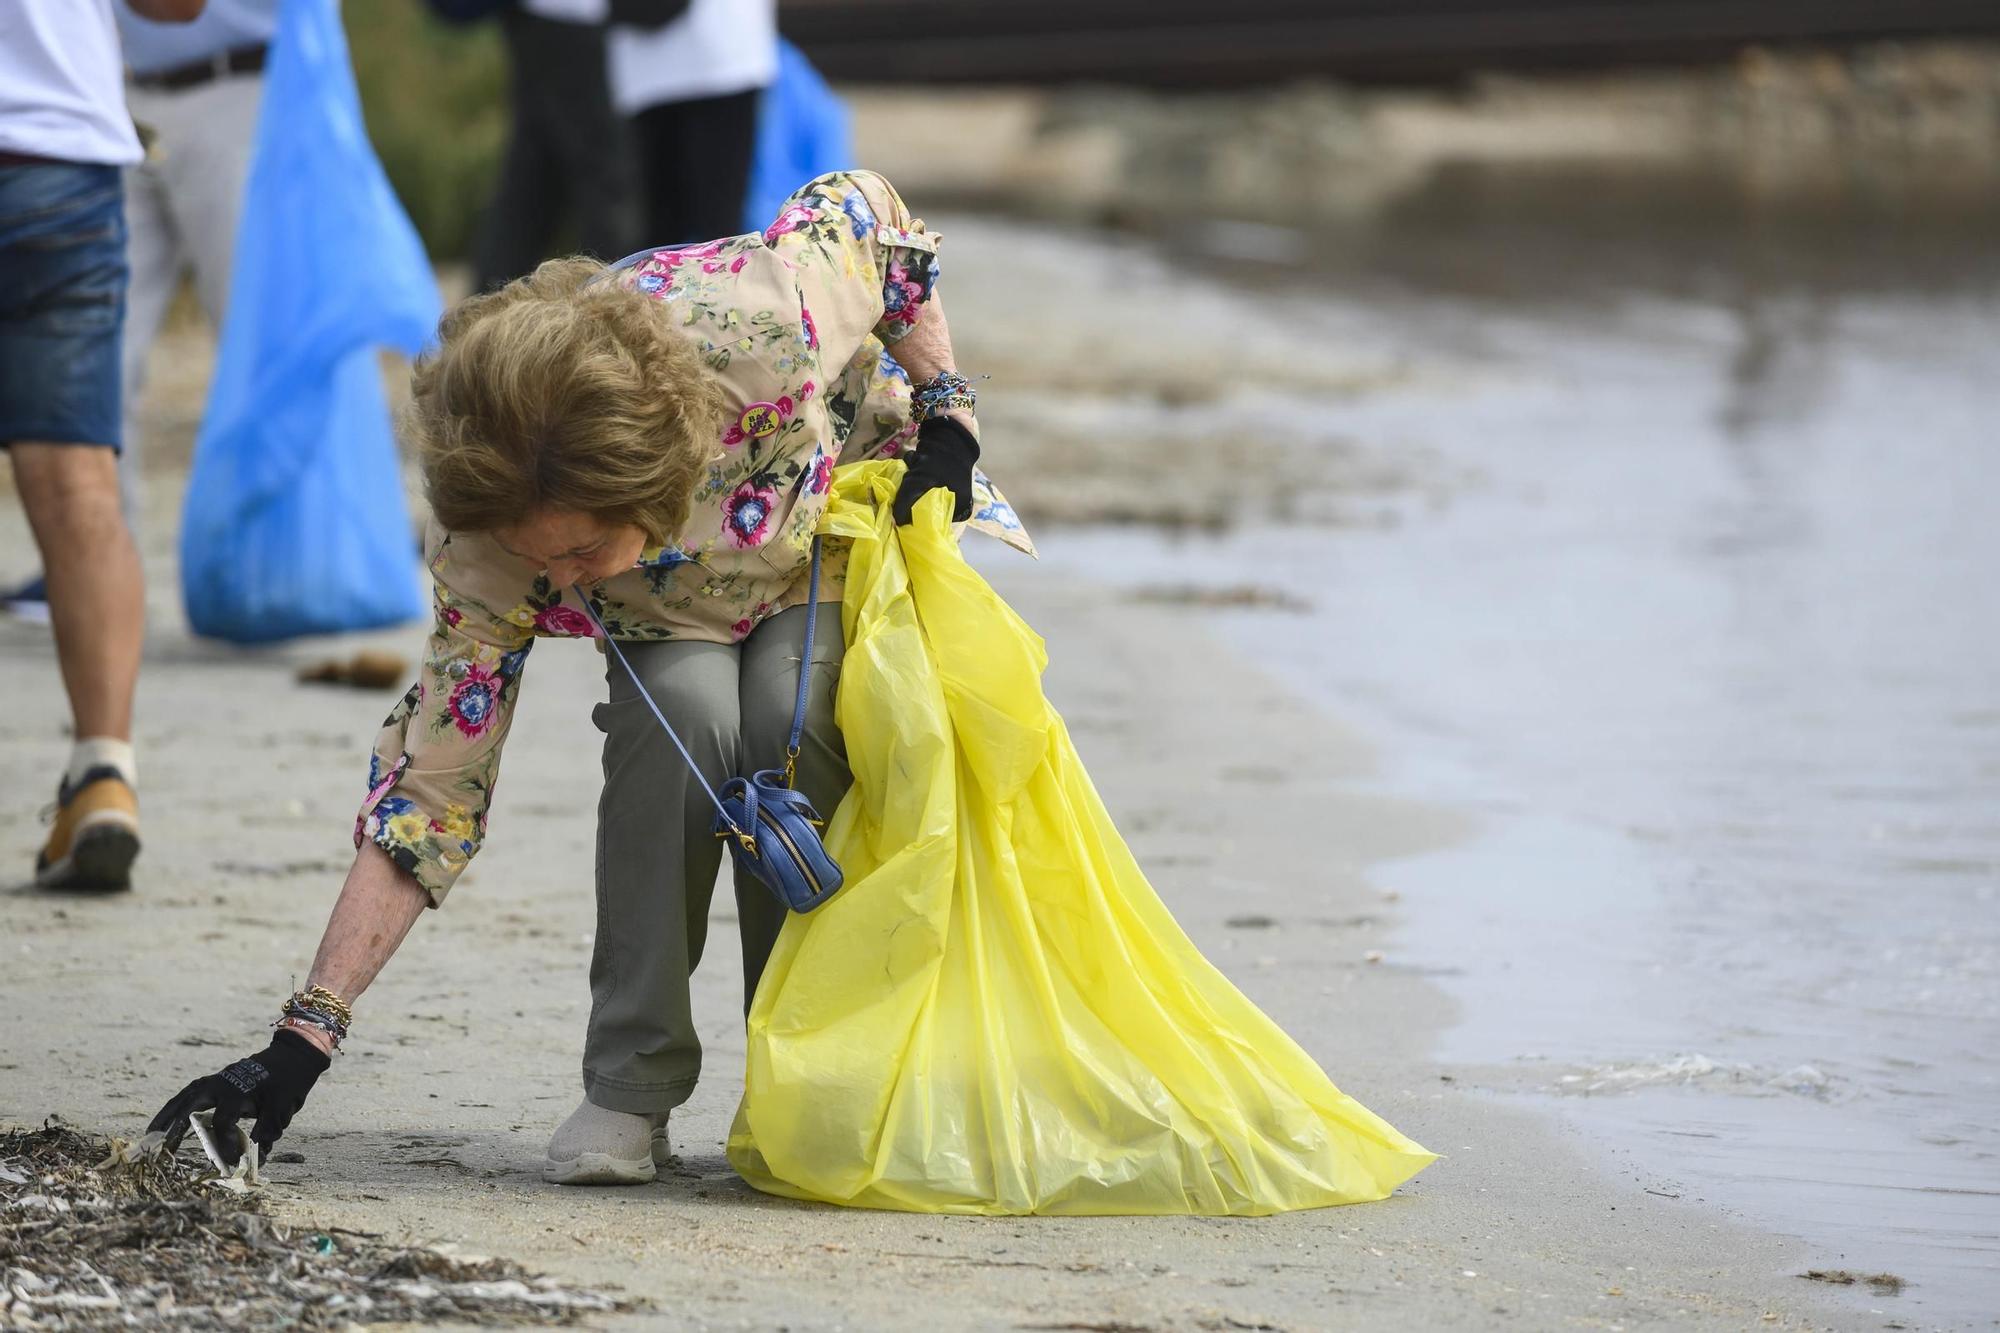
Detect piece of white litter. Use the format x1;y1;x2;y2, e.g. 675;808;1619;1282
189;1111;261;1192
11;1194;72;1213
97;1131;168;1170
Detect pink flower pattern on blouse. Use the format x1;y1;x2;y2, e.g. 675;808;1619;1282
531;604;598;638
722;481;779;549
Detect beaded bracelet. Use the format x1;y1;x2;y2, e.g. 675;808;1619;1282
276;1013;342;1051
279;1002;346;1042
911;369;977;423
280;1001;345;1034
298;984;353;1027
279;986;351;1047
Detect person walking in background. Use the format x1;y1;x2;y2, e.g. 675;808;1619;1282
1;0;207;889
481;0;638;289
428;0;640;292
2;0;273;621
609;0;774;244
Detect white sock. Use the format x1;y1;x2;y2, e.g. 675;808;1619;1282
67;737;136;790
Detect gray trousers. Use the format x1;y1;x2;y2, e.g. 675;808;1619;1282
583;605;848;1114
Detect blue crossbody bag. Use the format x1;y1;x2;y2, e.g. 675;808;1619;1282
578;538;843;912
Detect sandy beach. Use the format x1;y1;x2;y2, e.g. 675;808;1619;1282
7;146;1995;1323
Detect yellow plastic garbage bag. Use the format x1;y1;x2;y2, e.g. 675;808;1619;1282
727;462;1434;1215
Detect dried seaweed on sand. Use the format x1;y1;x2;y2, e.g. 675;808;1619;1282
0;1121;631;1329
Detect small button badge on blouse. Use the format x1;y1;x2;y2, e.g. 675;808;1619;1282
739;403;784;439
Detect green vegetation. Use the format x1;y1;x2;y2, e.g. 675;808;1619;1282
345;0;508;260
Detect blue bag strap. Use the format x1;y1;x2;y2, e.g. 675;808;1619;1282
576;592;749;846
573;532;823;841
782;537;822;787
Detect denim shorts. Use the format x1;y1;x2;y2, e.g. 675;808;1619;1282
0;162;127;449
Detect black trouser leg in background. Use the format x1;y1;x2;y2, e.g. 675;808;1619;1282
473;11;639;291
631;87;760;246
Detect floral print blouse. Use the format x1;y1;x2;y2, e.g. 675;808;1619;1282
356;171;1033;905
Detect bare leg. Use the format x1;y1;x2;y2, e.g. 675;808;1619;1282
10;443;143;739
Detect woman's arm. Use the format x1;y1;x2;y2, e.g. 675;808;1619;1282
287;843;431;1056
885;290;984;524
144;845;428;1161
885;289;974;432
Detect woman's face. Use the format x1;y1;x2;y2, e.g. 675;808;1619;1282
494;509;647;588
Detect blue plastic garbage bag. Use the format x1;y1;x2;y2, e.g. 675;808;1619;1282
742;41;852;234
179;0;440;643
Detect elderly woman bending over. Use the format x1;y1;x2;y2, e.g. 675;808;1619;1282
149;172;1031;1182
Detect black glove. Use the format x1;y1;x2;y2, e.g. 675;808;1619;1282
891;416;980;526
148;1029;330;1166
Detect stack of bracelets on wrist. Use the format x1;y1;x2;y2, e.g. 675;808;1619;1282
911;369;976;423
277;984;351;1049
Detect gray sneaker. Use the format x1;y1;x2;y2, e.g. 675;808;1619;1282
542;1098;670;1186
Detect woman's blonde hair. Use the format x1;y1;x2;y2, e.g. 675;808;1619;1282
408;257;726;544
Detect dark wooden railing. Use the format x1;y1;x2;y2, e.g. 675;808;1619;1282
779;0;2000;85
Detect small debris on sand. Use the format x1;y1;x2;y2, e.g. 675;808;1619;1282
1801;1269;1908;1295
295;650;408;690
1127;584;1311;613
0;1122;632;1329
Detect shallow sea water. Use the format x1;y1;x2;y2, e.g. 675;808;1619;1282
977;185;2000;1323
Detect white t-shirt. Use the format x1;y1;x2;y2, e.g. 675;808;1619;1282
607;0;777;116
0;0;141;165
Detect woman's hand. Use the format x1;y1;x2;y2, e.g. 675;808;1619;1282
147;1030;330;1166
892;417;980;525
146;843;428;1165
